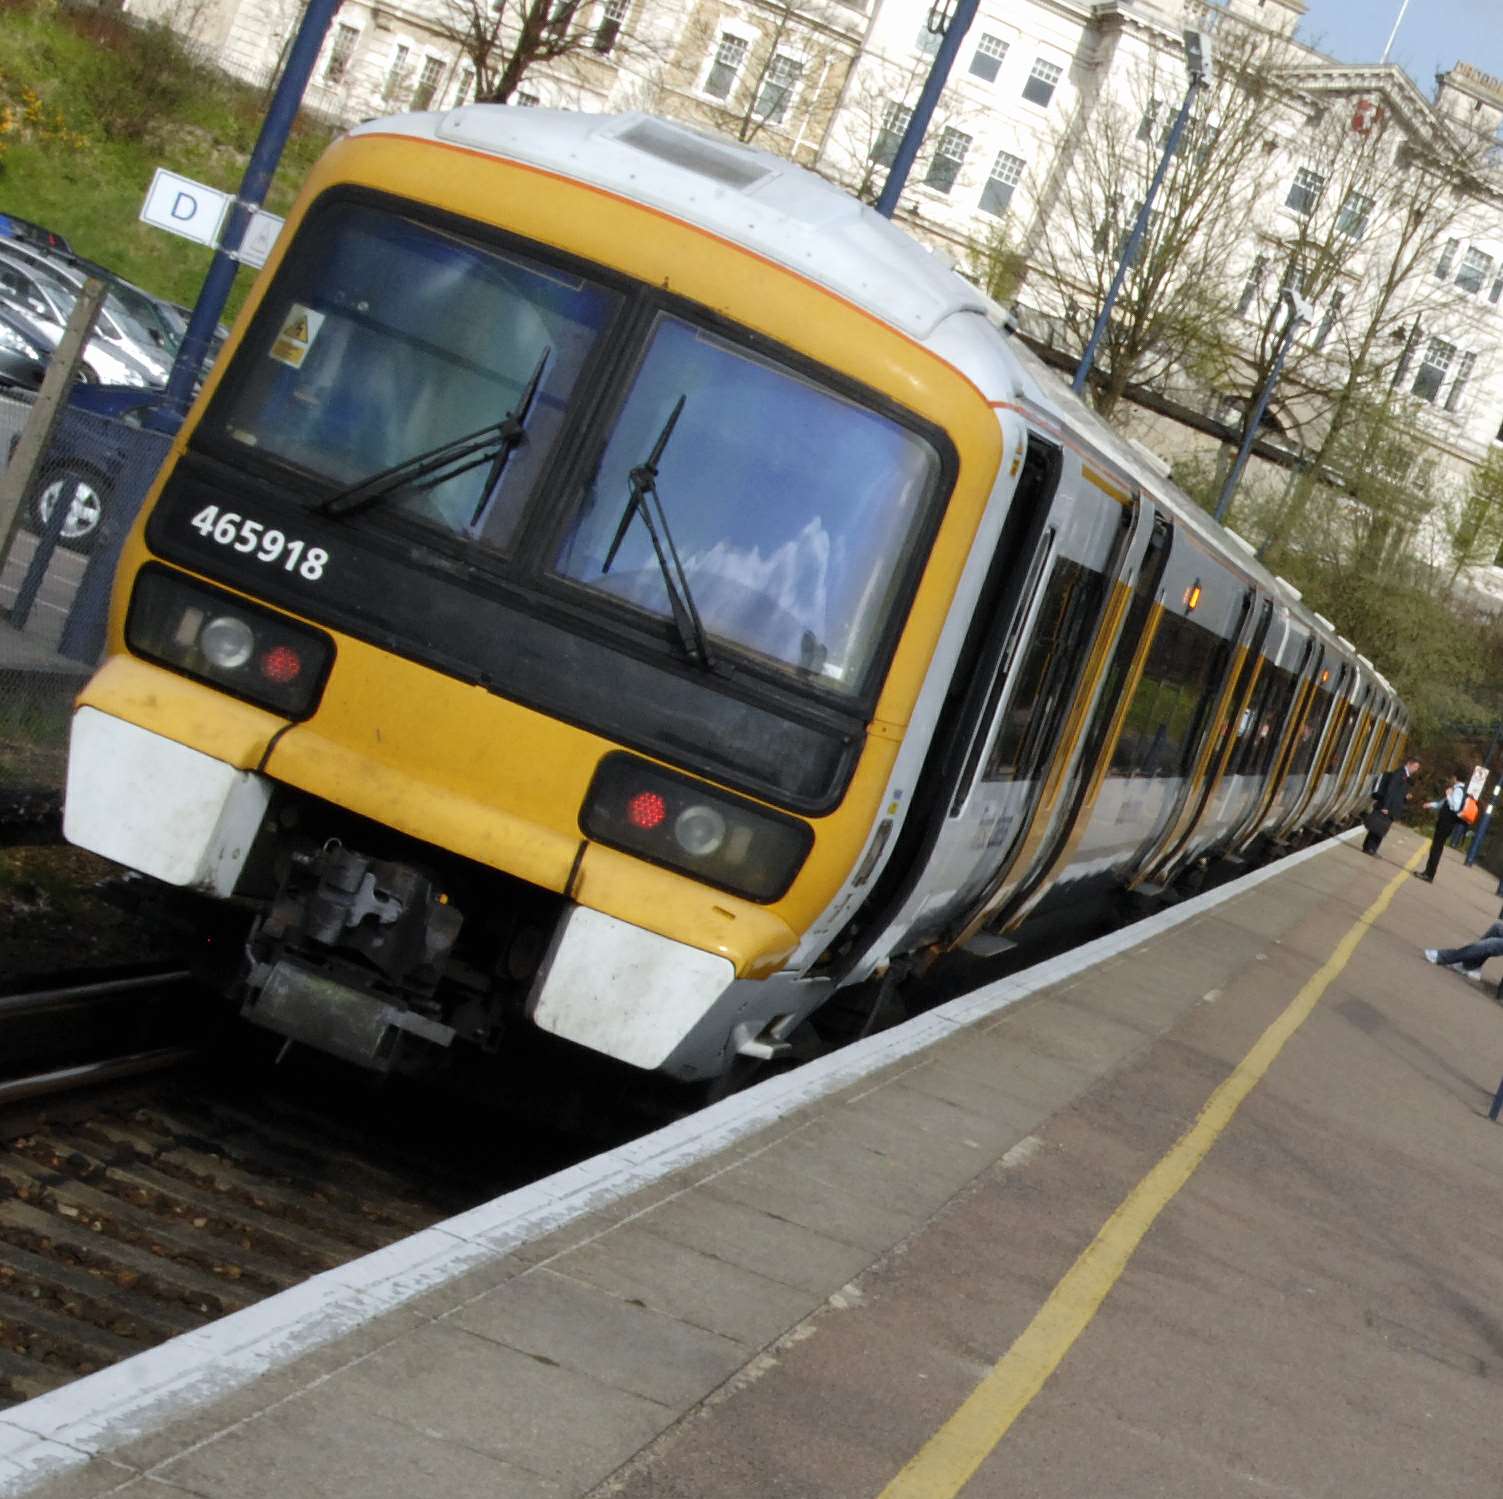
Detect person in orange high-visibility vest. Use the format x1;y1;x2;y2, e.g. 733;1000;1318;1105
1415;771;1468;883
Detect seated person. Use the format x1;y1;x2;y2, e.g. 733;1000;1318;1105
1423;912;1503;981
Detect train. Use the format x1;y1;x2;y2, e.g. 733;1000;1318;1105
62;105;1406;1087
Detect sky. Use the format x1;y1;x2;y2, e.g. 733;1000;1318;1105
1294;0;1503;92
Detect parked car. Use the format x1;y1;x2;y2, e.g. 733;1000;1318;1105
0;211;72;256
0;303;52;389
0;244;166;386
3;383;160;551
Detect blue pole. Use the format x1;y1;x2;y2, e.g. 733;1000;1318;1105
151;0;343;428
874;0;981;220
1213;298;1304;524
1072;73;1203;397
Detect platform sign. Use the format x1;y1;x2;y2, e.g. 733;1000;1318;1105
1468;764;1488;799
237;209;286;270
140;168;230;247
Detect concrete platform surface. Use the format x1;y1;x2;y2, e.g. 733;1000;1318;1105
6;825;1503;1498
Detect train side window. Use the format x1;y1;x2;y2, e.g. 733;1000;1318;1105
983;555;1108;782
1111;611;1224;779
1288;684;1334;775
1230;662;1297;778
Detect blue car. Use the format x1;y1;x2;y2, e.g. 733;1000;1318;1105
4;383;160;552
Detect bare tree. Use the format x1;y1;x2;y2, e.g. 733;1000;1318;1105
1024;30;1287;421
430;0;636;104
1240;98;1490;553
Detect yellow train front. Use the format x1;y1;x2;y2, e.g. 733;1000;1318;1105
62;108;1019;1083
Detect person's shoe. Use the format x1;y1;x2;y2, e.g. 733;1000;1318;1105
1464;969;1486;982
1414;872;1434;882
1425;949;1441;964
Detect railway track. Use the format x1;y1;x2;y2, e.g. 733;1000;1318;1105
0;969;606;1413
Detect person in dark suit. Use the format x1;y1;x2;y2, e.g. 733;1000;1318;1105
1362;756;1419;856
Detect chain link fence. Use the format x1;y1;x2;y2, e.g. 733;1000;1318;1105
0;385;172;811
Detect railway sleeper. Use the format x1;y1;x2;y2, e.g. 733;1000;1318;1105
152;1099;488;1221
7;1137;341;1281
0;1162;294;1295
0;1234;204;1338
0;1299;148;1376
0;1198;249;1317
78;1121;401;1256
0;1247;181;1346
0;1342;71;1408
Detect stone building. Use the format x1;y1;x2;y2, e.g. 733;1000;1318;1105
123;0;1503;588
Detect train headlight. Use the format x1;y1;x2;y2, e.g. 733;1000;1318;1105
675;804;727;858
126;565;334;719
581;752;812;903
199;615;255;669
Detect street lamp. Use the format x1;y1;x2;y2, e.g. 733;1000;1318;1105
874;0;981;219
1072;28;1213;397
1213;289;1317;525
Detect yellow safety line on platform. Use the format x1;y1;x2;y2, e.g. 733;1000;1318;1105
876;846;1423;1499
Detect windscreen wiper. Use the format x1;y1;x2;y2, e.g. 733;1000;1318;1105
601;395;714;670
317;347;552;520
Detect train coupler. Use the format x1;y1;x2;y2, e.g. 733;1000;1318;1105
243;957;457;1072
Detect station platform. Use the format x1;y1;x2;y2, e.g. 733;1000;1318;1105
5;823;1503;1499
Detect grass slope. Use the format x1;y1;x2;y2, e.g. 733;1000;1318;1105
0;0;338;322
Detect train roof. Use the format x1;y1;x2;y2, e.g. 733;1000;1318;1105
349;106;992;341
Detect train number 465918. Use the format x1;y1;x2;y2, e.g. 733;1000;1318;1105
189;505;329;581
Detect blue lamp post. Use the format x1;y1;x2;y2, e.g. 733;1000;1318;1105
1213;289;1315;524
1072;28;1212;398
874;0;982;220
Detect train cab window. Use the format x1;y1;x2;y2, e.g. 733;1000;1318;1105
552;312;942;697
983;555;1108;782
1111;611;1224;778
206;201;621;552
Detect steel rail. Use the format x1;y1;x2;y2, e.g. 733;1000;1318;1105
0;1046;199;1107
0;968;193;1020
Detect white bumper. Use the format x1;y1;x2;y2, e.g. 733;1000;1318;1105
528;905;734;1071
64;708;271;897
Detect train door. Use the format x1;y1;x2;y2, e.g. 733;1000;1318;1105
1138;590;1273;887
828;442;1139;976
955;509;1174;941
1267;652;1341;837
1227;628;1320;855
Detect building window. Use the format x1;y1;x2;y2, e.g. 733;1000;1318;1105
1436;239;1459;279
754;53;802;125
979;151;1024;217
594;0;627;55
324;22;358;83
516;91;541;106
454;67;474;105
1412;338;1455;403
383;43;409;101
915;20;941;55
1445;351;1477;413
1137;99;1160;142
1457;247;1493;295
925;127;971;194
1311;289;1343;350
704;33;748;99
871;101;912;167
1336;190;1374;240
1491;273;1503;305
1022;58;1062;106
411;56;444;110
969;33;1008;83
1285;168;1323;216
1237;256;1266;317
